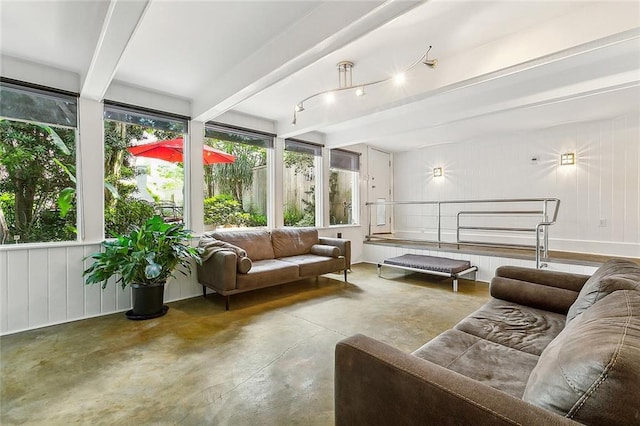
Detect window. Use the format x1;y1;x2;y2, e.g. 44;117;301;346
284;139;322;227
204;124;273;230
329;149;359;225
0;79;78;244
103;102;188;237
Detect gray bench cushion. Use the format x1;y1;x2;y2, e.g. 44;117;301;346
383;254;471;275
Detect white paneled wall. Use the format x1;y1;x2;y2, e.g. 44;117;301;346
393;114;640;257
362;244;598;284
0;243;202;336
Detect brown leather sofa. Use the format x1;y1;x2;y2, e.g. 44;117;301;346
197;228;350;310
335;258;640;425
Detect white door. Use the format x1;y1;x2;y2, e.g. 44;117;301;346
368;147;392;234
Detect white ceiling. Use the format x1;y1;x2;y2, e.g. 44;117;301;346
1;0;639;153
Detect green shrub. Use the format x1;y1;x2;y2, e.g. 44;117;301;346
283;206;303;226
247;212;267;227
204;194;249;227
105;197;155;237
295;212;316;227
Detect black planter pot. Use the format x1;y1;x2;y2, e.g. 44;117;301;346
126;282;169;320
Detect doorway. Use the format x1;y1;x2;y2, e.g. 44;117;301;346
367;147;391;234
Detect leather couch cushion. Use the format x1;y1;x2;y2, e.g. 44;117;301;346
209;230;275;261
523;290;640;424
310;244;340;258
271;228;318;258
454;299;566;356
235;259;299;291
278;254;344;277
413;329;540;398
237;256;252;274
566;259;640;323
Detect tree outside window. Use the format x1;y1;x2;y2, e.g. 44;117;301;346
203;125;271;230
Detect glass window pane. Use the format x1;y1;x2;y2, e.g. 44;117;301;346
0;81;77;128
284;139;320;227
1;119;78;244
203;124;271;230
103;117;185;238
329;168;358;225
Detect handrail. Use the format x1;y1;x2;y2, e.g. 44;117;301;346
365;198;561;269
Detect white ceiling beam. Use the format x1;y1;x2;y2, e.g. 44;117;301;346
80;0;150;100
277;4;640;139
191;0;423;122
320;32;640;148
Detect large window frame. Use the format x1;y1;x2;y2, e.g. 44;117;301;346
203;122;275;230
102;101;189;236
0;78;79;245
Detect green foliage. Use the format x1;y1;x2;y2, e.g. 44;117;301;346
203;194;249;227
283;206;303;226
105;197;156;238
0;119;77;243
84;216;202;289
284;150;313;175
295;212;316;227
247;211;267;227
205;139;266;203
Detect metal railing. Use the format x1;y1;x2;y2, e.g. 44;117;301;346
365;198;561;268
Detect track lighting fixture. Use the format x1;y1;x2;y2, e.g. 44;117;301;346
292;45;438;126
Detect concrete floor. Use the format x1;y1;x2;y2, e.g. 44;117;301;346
0;263;490;425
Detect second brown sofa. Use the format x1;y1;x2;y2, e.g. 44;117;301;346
197;227;350;310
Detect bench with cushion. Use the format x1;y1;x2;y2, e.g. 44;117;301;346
378;253;477;291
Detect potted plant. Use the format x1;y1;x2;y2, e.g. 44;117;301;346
83;215;202;320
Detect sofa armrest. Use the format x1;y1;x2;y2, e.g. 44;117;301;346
495;266;589;292
197;250;237;294
318;237;350;269
335;334;578;426
491;266;590;314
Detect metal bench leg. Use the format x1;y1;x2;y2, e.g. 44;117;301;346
344;269;348;282
202;285;207;298
224;295;230;311
453;278;458;292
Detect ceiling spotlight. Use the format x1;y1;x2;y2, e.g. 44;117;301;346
394;73;406;85
295;103;305;112
355;87;366;97
325;92;335;104
291;110;297;126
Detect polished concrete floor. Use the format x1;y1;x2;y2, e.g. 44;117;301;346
1;263;490;425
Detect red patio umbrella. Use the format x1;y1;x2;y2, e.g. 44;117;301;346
127;138;235;165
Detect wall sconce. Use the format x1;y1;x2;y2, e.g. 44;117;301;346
433;167;443;177
560;153;576;166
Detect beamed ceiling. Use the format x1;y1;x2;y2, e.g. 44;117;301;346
1;0;639;152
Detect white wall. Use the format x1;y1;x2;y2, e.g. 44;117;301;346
393;114;640;257
0;242;202;336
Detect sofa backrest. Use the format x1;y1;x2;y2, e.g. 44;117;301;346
270;228;318;258
566;258;640;323
208;229;275;261
522;290;640;424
